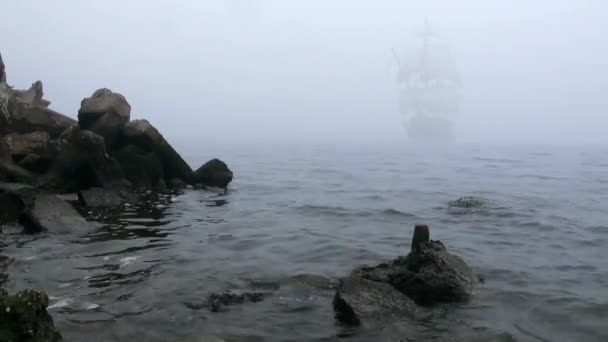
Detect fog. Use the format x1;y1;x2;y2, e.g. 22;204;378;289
2;0;607;145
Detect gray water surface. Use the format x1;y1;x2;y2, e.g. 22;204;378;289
2;142;607;341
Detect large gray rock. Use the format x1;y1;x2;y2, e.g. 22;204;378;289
194;158;233;188
121;120;194;184
0;184;96;235
333;275;416;326
78;88;131;146
8;81;50;108
20;193;96;234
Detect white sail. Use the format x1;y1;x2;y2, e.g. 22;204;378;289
394;23;461;125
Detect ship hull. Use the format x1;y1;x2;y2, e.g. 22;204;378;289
406;114;453;140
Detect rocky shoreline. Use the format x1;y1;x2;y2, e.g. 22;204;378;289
0;72;234;340
0;73;476;340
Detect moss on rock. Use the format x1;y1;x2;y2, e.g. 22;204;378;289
0;289;62;342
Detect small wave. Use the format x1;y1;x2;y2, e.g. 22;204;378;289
587;225;608;234
473;157;520;164
382;208;417;218
517;174;568;181
292;205;416;219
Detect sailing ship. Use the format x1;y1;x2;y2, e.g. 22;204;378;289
393;22;461;140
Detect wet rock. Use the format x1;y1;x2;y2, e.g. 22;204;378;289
387;239;474;305
78;187;125;208
207;292;265;312
20;193;97;234
194;158;233;188
0;190;25;224
121;119;194;184
333;276;416;326
448;196;486;208
78;88;131;146
18;153;50;174
0;289;63;342
333;225;474;326
114;144;165;189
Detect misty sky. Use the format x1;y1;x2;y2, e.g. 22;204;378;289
2;0;607;145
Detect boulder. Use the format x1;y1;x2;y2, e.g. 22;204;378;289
42;129;128;192
194;159;233;188
114;144;164;189
333;225;474;326
77;187;125;208
121;120;194;184
387;239;474;305
333;276;416;326
0;289;63;342
20;193;96;234
78;88;131;146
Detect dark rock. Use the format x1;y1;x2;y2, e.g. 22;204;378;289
78;88;131;146
121;120;194;184
168;178;186;189
0;289;63;342
42;129;128;192
194;158;233;188
114;144;164;189
0;190;25;224
448;196;486;209
207;292;265;312
333;225;474;327
78;187;125;208
0;139;37;184
333;276;415;326
388;239;473;305
411;224;430;251
18;153;50;174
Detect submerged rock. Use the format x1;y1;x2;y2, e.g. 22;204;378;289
0;289;63;342
333;225;473;326
333;275;415;326
207;292;265;312
448;196;487;209
194;158;233;188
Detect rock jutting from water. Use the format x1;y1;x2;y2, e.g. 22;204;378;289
333;225;474;326
0;288;63;342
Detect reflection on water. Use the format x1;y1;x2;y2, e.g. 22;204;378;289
1;143;608;341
